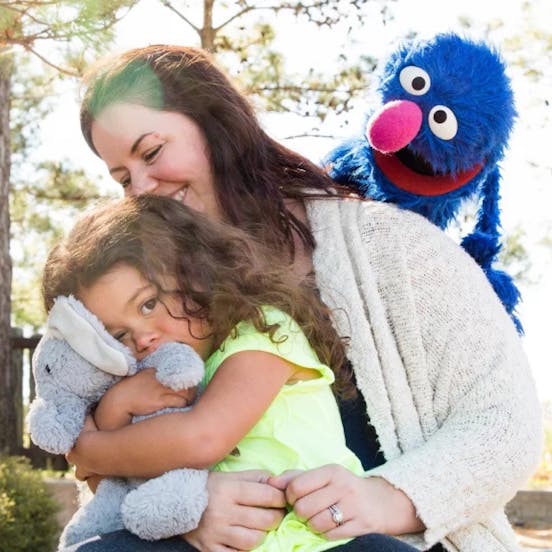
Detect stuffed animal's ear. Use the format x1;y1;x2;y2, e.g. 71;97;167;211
48;296;136;376
27;396;87;455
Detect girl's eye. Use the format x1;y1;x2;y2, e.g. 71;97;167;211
144;145;162;163
113;331;128;342
140;298;158;315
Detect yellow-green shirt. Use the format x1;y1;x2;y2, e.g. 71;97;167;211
204;307;364;551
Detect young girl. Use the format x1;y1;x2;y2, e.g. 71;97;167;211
43;194;369;551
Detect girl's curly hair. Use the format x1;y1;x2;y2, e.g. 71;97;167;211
43;195;354;397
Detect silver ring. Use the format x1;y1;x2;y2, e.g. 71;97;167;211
328;503;344;526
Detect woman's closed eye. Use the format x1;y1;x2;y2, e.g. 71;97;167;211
115;144;162;188
143;144;162;164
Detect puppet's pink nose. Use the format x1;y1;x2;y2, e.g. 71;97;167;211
367;100;422;153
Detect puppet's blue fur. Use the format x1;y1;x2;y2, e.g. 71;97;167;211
324;33;522;332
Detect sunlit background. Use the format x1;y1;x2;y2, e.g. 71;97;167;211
17;0;552;401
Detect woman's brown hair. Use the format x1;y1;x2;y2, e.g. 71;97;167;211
43;195;353;397
80;45;350;260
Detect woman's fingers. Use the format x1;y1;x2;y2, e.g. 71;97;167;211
267;469;303;490
273;465;390;539
282;464;340;505
210;470;287;509
235;504;284;531
293;483;340;522
183;471;286;551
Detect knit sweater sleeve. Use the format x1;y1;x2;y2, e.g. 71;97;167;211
354;203;543;544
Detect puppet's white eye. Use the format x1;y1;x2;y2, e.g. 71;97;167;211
399;66;431;96
428;105;458;140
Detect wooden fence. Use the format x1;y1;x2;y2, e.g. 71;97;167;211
10;330;68;470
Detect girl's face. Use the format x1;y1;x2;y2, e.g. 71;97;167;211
78;263;213;362
91;103;221;219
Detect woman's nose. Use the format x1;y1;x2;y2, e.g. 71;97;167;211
130;172;159;196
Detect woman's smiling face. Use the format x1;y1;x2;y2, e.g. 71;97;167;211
91;102;221;218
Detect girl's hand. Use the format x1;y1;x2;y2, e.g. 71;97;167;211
66;415;103;490
95;368;195;430
183;470;287;551
269;465;425;540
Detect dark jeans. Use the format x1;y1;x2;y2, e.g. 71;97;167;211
61;530;439;551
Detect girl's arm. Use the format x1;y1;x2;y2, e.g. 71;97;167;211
94;368;196;430
67;350;294;478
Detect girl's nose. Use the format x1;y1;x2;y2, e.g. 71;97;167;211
134;330;157;355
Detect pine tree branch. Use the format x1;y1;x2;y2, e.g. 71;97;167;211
251;84;367;94
20;44;79;76
159;0;200;32
214;6;256;32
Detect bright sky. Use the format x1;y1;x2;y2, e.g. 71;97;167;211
34;0;552;400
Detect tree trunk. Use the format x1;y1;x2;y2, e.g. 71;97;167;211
0;51;15;455
200;0;215;51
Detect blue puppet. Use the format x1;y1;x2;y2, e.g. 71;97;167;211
324;33;522;332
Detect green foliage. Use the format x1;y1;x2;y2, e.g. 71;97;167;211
1;1;137;58
10;159;115;329
3;1;136;329
10;58;56;160
0;456;59;552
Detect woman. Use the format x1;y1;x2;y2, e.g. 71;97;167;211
68;44;542;551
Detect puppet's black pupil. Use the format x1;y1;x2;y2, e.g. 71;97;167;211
45;364;51;373
412;77;426;90
434;110;447;123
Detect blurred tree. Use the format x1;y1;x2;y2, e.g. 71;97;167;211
158;0;391;127
0;0;137;454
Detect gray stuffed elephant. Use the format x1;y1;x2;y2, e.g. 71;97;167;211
28;295;208;548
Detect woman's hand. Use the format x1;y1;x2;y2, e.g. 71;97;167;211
95;368;196;430
183;470;287;552
269;465;425;540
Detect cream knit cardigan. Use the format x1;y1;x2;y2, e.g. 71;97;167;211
306;198;542;552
